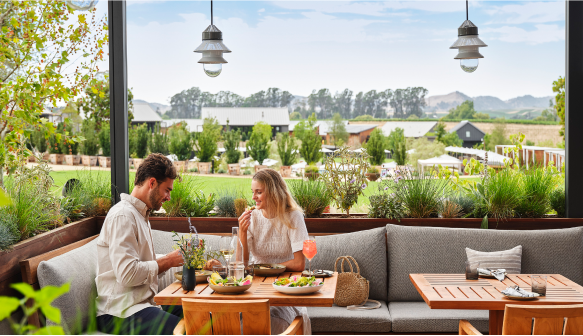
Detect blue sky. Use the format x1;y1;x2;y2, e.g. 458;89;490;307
94;1;565;104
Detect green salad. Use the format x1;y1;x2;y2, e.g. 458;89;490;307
273;275;323;287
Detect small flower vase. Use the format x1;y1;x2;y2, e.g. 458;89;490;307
182;265;196;291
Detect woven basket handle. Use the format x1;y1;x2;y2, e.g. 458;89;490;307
344;256;361;275
334;256;354;274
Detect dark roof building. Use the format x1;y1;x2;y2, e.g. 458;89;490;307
450;120;486;148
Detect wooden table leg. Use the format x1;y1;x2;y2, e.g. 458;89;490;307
489;310;504;335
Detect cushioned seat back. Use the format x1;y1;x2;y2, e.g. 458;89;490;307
386;224;583;302
311;227;387;301
37;239;98;333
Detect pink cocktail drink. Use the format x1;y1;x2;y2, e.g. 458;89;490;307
303;237;317;276
303;240;317;260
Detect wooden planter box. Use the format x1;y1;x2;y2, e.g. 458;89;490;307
133;158;144;170
98;156;111;168
81;155;97;166
228;163;240;175
0;217;101;297
198;162;211;174
254;165;268;173
280;166;291;177
48;154;64;165
65;155;81;166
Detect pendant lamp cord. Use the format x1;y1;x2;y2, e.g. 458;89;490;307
466;0;468;20
211;0;213;26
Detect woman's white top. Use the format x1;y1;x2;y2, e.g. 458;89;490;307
248;209;309;264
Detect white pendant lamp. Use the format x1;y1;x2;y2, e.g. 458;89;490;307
66;0;98;11
194;1;231;78
450;0;487;73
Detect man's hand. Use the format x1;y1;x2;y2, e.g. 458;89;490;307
157;250;183;274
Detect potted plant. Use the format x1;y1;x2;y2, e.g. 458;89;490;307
192;118;221;174
277;133;299;178
224;128;241;175
61;124;81;165
365;166;381;181
80;120;99;166
246;122;271;173
98;122;111;168
304;165;320;181
288;179;331;217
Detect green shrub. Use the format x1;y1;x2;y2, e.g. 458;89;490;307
451;195;475;217
467;168;523;222
277;133;299;166
60;171;112;221
80;119;99;155
223;128;241;164
217;168;226;174
288;180;331;217
98;122;110;156
0;207;19;251
368;194;406;220
4;163;62;241
243;169;252;175
135;123;149;159
550;187;565;217
322;147;370;215
367;166;380;174
149;123;169;155
48;123;65;154
515;168;556;218
215;188;246;217
59;123;79;155
194;118;221;162
366;129;386;166
246;122;271;164
390;170;451;218
162;175;215;217
30;128;48;153
189;168;198;173
168;123;193;161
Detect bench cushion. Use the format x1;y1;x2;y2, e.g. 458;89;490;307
389;302;488;333
307;301;391;333
386;224;583;301
311;227;387;301
37;239;98;333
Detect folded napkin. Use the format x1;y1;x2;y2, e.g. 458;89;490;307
501;285;540;298
478;268;506;281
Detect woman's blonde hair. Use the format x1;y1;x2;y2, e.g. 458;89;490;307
252;168;301;229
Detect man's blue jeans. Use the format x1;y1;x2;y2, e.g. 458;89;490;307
97;305;183;335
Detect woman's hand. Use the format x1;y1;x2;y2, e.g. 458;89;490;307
238;210;252;236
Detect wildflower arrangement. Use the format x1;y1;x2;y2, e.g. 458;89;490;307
172;232;206;269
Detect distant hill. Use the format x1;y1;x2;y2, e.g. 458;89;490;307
425;92;554;113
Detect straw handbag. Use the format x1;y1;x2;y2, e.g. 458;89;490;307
333;256;370;307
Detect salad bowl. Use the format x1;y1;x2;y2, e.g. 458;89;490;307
272;276;324;295
209;283;252;294
208;272;253;294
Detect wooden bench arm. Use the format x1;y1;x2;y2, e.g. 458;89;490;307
459;319;482;335
174;318;186;335
281;316;303;335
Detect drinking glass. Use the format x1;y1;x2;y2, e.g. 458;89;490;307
229;263;245;281
531;275;547;296
212;265;227;279
303;236;317;276
219;236;234;266
465;261;480;280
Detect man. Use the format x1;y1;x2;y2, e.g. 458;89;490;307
96;153;184;334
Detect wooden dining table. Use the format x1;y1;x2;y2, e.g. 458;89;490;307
155;272;338;307
410;274;583;335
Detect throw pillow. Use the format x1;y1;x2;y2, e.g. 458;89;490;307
465;245;522;274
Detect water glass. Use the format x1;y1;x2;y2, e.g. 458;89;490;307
212;265;227;279
465;261;480;280
229;263;245;281
531;275;547;296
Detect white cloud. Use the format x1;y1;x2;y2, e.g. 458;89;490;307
482;24;564;44
258;8;266;13
273;1;464;16
485;2;564;24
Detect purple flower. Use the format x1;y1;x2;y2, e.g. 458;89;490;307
394;176;403;183
350;179;356;183
384;186;389;190
395;170;401;174
361;184;367;189
390;193;395;197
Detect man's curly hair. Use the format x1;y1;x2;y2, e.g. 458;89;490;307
134;153;178;186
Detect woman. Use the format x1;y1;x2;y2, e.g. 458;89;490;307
238;169;311;335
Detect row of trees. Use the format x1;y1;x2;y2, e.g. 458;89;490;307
166;87;293;119
301;87;429;119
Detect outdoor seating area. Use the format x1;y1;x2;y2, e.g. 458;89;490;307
15;224;582;334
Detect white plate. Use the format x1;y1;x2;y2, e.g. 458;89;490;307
502;293;539;300
272;283;324;295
